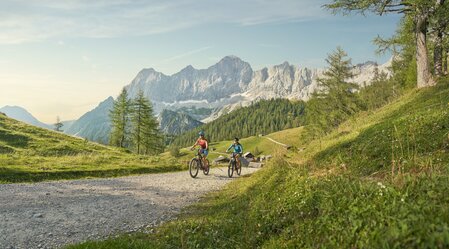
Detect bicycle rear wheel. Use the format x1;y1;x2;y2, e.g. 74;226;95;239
189;159;199;178
203;159;210;175
236;161;242;176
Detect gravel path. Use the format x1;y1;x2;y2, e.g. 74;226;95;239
0;167;259;249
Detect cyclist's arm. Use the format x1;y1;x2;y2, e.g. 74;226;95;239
226;144;233;152
191;139;199;149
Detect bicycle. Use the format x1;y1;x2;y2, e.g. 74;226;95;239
228;153;242;178
189;149;210;178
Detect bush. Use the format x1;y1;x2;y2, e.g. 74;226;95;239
169;146;181;157
253;146;260;156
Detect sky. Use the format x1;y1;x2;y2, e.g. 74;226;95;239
0;0;401;123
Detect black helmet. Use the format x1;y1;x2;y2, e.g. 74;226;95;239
234;137;239;142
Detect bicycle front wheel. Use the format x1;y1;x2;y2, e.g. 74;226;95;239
228;160;234;178
189;159;199;178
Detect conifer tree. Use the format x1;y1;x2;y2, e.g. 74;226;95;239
130;90;162;154
109;88;130;148
305;47;362;138
54;116;63;132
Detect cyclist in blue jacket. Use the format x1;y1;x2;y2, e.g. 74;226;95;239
226;137;243;169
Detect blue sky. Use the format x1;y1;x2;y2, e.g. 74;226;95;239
0;0;401;123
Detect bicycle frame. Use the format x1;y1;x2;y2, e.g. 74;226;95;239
196;150;205;169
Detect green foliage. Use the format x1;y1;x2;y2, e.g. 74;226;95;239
169;146;181;158
110;88;131;148
326;0;449;87
358;69;398;110
172;99;305;148
384;16;418;89
304;47;364;139
110;89;163;155
130;90;163;155
54;116;64;132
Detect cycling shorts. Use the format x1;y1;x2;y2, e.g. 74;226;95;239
200;148;209;156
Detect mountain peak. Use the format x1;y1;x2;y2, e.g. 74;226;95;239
0;105;33;117
218;55;244;64
0;105;51;129
180;65;195;72
138;67;163;76
280;61;290;67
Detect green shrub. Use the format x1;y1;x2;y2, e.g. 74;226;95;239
169;146;181;157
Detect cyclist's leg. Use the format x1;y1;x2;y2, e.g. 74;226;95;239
202;150;209;168
236;153;241;168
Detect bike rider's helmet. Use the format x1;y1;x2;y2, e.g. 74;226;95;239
199;131;205;137
234;137;239;142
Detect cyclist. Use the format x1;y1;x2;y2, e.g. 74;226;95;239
191;131;209;169
226;137;243;169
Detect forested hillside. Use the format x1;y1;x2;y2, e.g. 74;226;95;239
171;99;305;147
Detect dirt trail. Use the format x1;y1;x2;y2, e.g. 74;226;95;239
0;167;259;249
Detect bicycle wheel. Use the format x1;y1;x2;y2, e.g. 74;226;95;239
189;158;199;178
203;159;210;175
236;161;242;176
228;160;234;178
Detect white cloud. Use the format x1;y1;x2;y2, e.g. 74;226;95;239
0;0;327;44
162;46;212;63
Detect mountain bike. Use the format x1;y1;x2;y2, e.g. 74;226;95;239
189;149;210;178
228;153;242;178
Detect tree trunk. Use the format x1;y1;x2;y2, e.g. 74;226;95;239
415;13;435;88
434;31;444;77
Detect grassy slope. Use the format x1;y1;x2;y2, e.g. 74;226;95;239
0;113;295;184
71;80;449;248
0;114;184;183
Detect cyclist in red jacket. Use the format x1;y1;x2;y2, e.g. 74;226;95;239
191;131;209;168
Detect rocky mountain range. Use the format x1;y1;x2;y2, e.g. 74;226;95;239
65;55;391;143
64;97;114;144
158;109;203;135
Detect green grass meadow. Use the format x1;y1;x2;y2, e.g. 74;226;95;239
0;114;186;183
0;112;292;183
70;80;449;248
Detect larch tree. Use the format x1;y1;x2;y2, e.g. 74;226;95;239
109;88;131;148
54;116;63;132
305;47;362;138
130;90;161;155
325;0;448;88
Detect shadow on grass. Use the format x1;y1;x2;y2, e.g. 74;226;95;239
0;165;185;184
310;82;449;176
